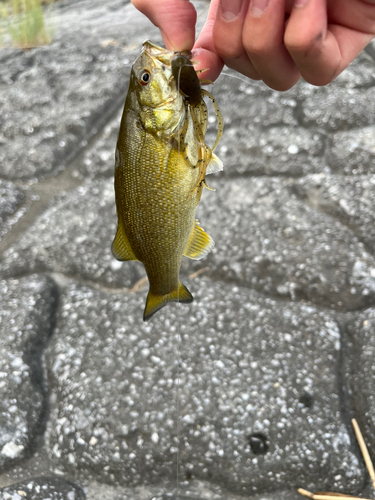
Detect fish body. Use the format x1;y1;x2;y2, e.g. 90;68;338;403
112;41;222;321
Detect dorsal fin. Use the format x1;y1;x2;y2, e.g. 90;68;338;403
183;220;214;260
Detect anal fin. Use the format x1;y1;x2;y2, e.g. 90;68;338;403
111;222;137;261
184;220;214;260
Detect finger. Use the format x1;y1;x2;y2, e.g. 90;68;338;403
242;0;301;90
285;0;373;86
209;0;261;81
191;47;224;83
328;0;375;34
193;0;224;82
131;0;197;51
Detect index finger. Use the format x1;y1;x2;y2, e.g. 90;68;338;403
193;0;224;82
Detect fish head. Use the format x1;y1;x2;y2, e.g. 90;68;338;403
129;41;185;135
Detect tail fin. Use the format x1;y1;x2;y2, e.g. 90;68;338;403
143;282;193;321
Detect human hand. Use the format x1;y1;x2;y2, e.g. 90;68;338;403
131;0;375;91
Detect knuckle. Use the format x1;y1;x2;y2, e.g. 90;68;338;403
243;33;273;58
285;31;324;58
213;35;243;60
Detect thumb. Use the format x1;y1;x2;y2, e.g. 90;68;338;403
131;0;197;52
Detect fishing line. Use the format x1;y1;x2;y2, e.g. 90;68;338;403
175;62;183;500
220;71;256;85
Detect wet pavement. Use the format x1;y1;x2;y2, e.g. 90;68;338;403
1;0;375;499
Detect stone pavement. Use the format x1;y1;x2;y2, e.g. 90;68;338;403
1;0;375;498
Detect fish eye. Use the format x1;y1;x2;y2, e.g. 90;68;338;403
138;70;151;86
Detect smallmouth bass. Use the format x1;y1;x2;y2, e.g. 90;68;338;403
112;41;223;321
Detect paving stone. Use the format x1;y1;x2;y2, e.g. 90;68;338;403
292;174;375;254
0;180;143;289
84;480;302;500
299;86;375;132
0;275;58;471
72;111;122;181
184;176;375;311
216;125;325;177
0;476;85;499
213;74;299;128
45;278;363;495
0;180;25;241
343;307;375;454
0;0;160;182
327;126;375;175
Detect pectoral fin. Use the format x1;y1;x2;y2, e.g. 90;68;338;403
143;282;193;321
111;223;137;261
184;220;214;260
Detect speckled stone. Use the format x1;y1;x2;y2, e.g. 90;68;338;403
72;110;122;181
0;180;143;289
215;123;325;177
327;127;375;175
0;477;85;499
0;180;25;241
45;279;363;495
0;275;57;470
83;480;304;500
300;86;375;132
292;175;375;252
343;307;375;453
0;0;160;182
185;176;375;311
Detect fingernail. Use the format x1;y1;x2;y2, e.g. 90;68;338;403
250;0;271;17
294;0;310;6
220;0;243;21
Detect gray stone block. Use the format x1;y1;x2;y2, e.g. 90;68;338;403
0;477;85;499
185;176;375;311
327;127;375;175
45;279;363;495
72;111;122;181
344;307;375;452
0;0;160;182
0;180;143;289
0;180;25;241
293;174;375;253
216;126;325;177
0;275;58;471
300;86;375;132
84;480;303;500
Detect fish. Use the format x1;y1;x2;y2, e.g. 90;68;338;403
112;41;223;321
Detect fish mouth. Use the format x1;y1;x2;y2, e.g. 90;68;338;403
142;40;173;65
154;96;176;108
